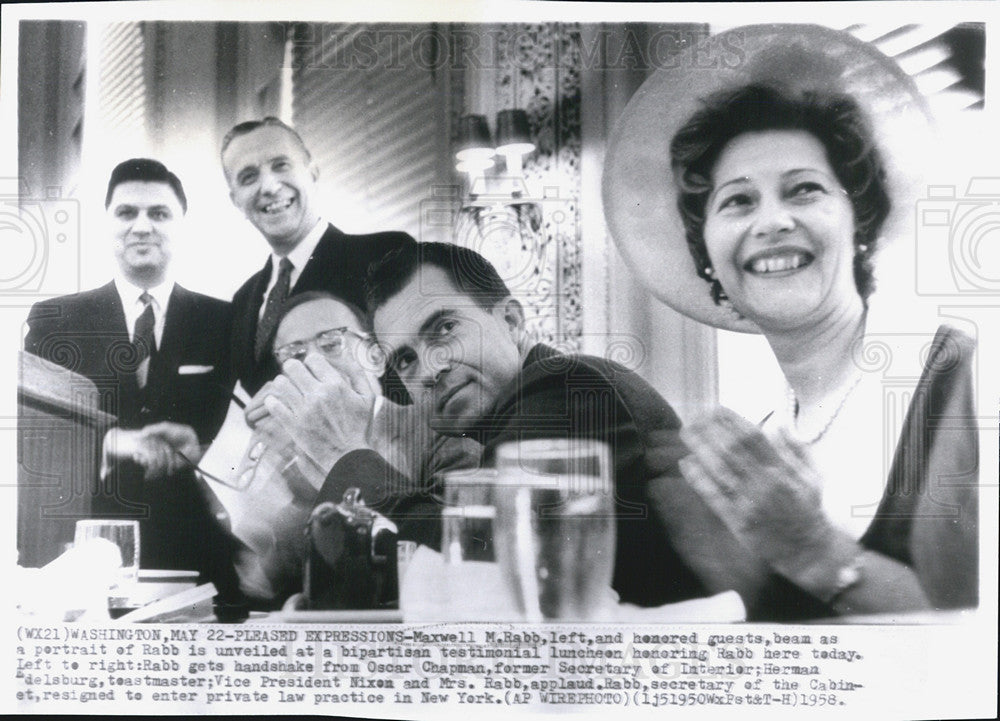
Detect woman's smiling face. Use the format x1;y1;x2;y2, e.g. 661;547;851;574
703;129;861;331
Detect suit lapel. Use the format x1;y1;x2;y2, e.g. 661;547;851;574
290;224;341;293
96;281;130;336
154;284;189;377
243;257;272;340
234;259;272;391
96;282;140;419
250;258;272;313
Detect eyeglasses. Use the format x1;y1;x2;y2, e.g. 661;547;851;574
273;326;370;365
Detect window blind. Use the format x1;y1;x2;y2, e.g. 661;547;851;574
291;23;453;238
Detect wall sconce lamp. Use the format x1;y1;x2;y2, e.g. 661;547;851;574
452;110;544;264
495;109;535;177
454;110;536;180
455;114;496;175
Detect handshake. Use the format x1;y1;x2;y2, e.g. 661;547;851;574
101;422;203;482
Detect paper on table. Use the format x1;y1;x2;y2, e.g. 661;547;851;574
198;383;255;492
115;583;217;623
197;383;318;602
16;540;123;622
197;383;298;535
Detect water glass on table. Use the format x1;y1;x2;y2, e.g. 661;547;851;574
398;469;508;622
437;469;514;620
492;438;616;622
442;468;497;564
74;519;141;587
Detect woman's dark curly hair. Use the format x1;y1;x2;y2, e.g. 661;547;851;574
669;84;891;305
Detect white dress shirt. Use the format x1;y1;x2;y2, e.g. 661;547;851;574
114;275;174;346
760;297;935;540
258;218;327;319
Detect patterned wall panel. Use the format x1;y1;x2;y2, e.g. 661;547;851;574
456;23;584;351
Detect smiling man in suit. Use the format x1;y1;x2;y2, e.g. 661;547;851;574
24;158;240;606
220;117;415;398
28;159;231;443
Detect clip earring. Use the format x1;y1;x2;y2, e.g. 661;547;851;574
704;266;716;279
857;244;868;254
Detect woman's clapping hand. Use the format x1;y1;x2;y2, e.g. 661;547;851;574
679;408;854;590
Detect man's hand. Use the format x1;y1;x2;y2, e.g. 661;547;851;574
102;423;202;483
141;422;202;463
263;352;379;475
137;422;202;482
244;380;275;428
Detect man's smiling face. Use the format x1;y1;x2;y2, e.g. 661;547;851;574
222;124;320;255
108;180;181;285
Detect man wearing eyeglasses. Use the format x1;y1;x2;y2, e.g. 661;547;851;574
253;291;401;478
212;291;478;606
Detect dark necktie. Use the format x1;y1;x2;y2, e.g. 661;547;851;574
255;257;294;360
134;291;156;387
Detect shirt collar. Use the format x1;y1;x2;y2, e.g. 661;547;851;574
114;274;174;309
271;217;327;275
523;342;557;369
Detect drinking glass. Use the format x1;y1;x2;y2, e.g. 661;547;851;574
396;540;418;587
74;519;140;586
442;468;497;564
435;469;515;620
493;438;615;622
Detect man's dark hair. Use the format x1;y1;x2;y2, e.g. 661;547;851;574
670;83;891;304
220;116;312;163
365;242;513;315
273;290;373;338
105;158;187;212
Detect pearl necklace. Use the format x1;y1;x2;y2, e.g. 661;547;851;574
785;372;864;445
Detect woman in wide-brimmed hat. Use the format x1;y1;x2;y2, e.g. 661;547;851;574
603;25;978;620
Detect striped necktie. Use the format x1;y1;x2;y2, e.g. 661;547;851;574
134;291;156;387
255;257;294;360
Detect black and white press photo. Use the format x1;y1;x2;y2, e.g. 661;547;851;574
2;2;996;719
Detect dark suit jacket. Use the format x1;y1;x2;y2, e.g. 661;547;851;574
316;343;709;608
230;224;415;396
25;281;231;443
24;281;239;596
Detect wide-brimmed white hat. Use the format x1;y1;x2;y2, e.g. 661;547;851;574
602;23;935;332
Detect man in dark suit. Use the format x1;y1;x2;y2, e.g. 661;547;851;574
219;117;414;397
262;243;719;609
24;159;240;603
